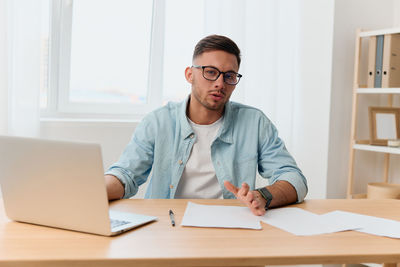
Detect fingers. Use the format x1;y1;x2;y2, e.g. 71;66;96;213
238;183;250;198
224;181;266;216
239;184;257;208
251;191;267;216
237;183;252;207
238;183;265;216
251;200;266;216
223;181;249;196
223;181;239;196
246;191;254;203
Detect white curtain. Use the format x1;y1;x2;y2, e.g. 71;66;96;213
203;0;300;149
6;0;41;137
0;0;8;135
199;0;302;189
201;0;335;197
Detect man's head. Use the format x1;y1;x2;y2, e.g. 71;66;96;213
192;35;241;68
185;35;242;117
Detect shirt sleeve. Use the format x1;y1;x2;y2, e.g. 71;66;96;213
104;115;155;198
257;116;308;202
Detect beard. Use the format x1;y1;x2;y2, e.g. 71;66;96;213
191;80;228;112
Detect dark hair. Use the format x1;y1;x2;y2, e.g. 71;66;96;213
193;35;241;67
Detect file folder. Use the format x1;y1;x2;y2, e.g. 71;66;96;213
367;36;376;88
382;34;400;88
374;35;384;88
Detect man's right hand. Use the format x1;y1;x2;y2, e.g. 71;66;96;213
104;175;125;200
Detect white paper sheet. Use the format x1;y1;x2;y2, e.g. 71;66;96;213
180;203;399;238
260;207;359;236
321;210;400;239
180;202;262;229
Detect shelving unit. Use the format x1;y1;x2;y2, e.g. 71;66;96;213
347;28;400;199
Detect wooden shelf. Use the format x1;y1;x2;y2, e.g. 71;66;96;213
353;144;400;154
347;27;400;199
359;27;400;37
357;88;400;94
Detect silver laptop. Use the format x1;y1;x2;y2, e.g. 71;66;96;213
0;135;157;236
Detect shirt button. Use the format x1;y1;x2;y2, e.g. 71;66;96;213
170;184;174;189
217;161;221;166
190;134;194;138
178;160;183;165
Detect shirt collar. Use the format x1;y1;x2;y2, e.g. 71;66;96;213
179;96;194;140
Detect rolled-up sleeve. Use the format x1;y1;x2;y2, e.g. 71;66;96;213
257;117;308;202
105;115;155;198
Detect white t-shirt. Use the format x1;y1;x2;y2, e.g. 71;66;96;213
174;117;223;199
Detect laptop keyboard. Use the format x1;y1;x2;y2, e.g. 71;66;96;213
110;218;131;229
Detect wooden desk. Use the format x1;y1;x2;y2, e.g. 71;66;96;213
0;199;400;267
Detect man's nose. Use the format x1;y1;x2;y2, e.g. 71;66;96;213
214;74;225;88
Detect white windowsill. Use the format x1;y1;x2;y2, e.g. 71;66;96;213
40;117;142;124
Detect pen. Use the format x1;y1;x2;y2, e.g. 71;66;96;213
169;209;175;227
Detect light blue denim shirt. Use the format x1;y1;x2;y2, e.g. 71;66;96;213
105;97;308;201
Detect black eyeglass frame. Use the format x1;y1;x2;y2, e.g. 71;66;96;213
192;65;242;85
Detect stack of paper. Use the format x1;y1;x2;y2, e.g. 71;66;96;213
180;202;400;238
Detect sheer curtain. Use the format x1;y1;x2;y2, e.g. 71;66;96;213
184;0;301;189
164;0;301;149
0;0;7;135
6;0;41;137
203;0;300;149
199;0;335;197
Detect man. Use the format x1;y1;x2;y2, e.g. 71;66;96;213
105;35;307;216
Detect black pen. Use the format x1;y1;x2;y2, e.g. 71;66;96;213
169;209;175;227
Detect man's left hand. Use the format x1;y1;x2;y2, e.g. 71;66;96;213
224;181;266;216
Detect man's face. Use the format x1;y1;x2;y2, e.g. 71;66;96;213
185;50;239;112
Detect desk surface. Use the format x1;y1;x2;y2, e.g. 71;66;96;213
1;199;400;267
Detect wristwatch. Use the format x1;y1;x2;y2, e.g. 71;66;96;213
256;187;273;210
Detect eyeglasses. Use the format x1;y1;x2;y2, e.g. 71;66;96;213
192;65;242;85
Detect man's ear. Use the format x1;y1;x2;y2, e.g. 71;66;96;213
185;67;193;84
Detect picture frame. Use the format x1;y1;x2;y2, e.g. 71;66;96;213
368;106;400;146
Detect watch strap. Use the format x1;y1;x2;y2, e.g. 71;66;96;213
256;187;273;210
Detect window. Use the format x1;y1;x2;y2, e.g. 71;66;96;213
43;0;162;119
41;0;242;119
68;0;152;105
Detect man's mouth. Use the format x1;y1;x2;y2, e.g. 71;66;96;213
209;91;224;101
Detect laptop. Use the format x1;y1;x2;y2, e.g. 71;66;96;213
0;135;157;236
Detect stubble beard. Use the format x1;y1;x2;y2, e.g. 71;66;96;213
192;85;226;112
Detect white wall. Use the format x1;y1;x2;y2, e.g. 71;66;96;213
327;0;398;198
395;0;400;26
0;0;7;135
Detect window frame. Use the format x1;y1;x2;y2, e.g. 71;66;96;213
41;0;165;120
